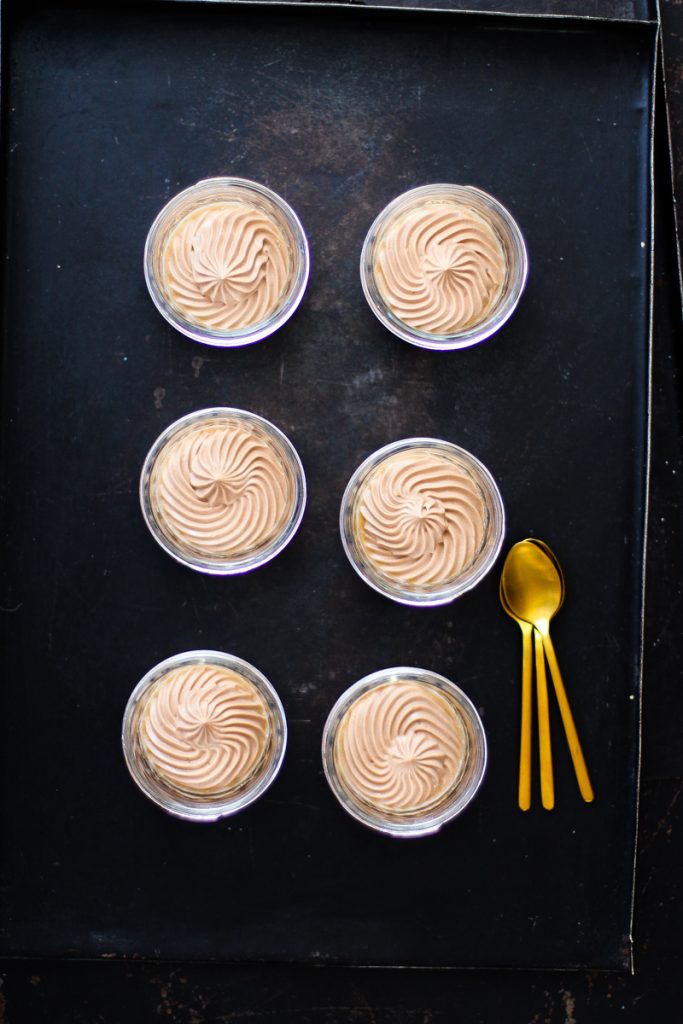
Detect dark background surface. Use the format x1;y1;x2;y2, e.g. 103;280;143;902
0;0;653;967
1;0;681;1019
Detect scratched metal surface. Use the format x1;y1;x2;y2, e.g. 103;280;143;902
0;0;655;969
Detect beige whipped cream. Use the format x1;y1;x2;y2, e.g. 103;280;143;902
374;200;505;334
334;681;468;814
149;417;295;561
139;663;270;797
357;448;488;587
162;201;291;331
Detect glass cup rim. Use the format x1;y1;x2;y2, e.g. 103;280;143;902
360;183;528;351
339;437;505;607
139;406;307;576
121;649;288;823
143;176;310;348
322;666;488;837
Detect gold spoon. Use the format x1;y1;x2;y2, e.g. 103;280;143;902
527;539;565;612
501;554;554;811
499;578;535;811
502;540;594;804
526;540;566;810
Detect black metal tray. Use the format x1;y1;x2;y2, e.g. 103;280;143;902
0;0;656;969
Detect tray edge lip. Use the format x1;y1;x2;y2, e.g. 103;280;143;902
170;0;663;29
0;0;662;30
627;9;660;982
654;0;683;309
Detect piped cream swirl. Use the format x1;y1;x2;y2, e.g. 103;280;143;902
139;664;270;796
357;448;488;586
162;201;291;331
149;417;294;561
334;681;468;814
375;201;505;334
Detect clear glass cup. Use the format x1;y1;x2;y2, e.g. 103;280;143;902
144;177;310;347
140;407;306;575
360;184;527;350
322;667;487;837
122;650;287;822
340;437;505;607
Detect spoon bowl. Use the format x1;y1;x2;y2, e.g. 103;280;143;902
501;539;562;629
527;538;565;610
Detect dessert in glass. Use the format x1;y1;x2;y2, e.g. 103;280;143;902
361;184;527;350
140;408;306;575
322;667;487;837
340;438;504;606
145;177;310;346
122;650;287;822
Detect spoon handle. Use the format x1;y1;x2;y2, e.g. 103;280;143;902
518;622;533;811
541;630;595;804
534;628;554;810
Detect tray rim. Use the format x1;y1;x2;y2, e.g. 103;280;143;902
139;0;662;28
